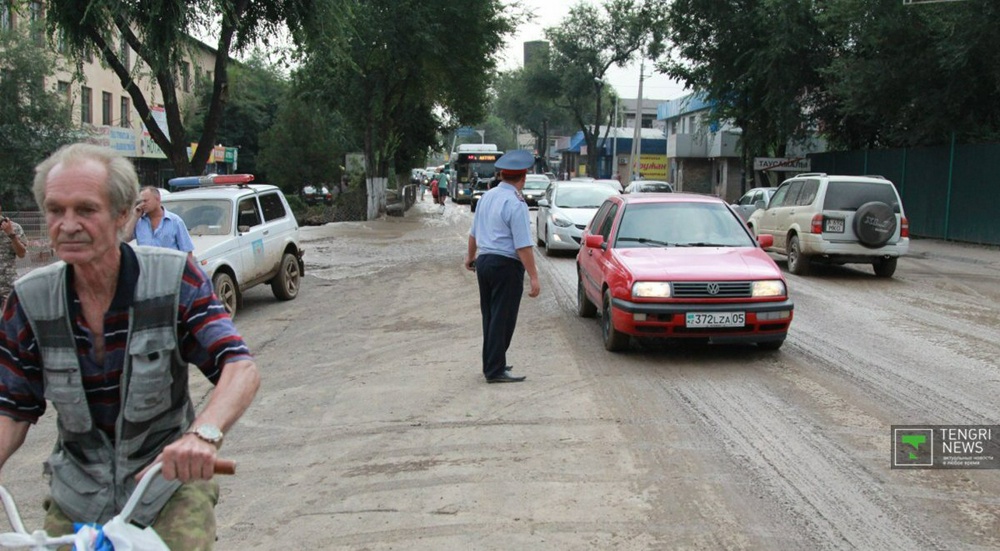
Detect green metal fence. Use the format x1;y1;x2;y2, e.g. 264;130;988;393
810;142;999;245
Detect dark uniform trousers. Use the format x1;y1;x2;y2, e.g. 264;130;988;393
475;253;524;379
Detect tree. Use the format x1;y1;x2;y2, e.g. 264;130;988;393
0;20;77;209
494;67;574;158
662;0;826;186
545;0;667;178
297;0;516;219
45;0;323;177
185;53;289;178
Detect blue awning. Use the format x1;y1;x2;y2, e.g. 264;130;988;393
560;131;586;153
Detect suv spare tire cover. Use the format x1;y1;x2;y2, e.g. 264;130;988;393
853;201;897;248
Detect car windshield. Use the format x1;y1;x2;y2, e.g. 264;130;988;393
524;178;549;191
824;181;901;212
162;198;233;236
614;202;755;248
554;186;617;208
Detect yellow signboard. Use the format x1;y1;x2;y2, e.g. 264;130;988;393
638;154;668;180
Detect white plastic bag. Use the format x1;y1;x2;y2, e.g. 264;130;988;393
101;516;169;551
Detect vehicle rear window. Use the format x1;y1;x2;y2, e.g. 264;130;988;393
824;181;901;212
259;193;288;222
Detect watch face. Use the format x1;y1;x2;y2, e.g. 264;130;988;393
196;425;223;441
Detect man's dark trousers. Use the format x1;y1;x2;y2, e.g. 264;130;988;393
475;254;524;380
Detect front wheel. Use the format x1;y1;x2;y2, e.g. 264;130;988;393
601;290;629;352
787;235;811;276
271;253;302;300
212;272;239;317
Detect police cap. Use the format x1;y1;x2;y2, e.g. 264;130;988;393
494;149;534;171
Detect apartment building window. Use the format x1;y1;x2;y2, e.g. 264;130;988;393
102;91;112;126
119;34;130;70
57;80;71;103
120;96;131;128
1;2;11;31
81;86;92;124
28;1;42;43
181;62;191;92
688;115;696;133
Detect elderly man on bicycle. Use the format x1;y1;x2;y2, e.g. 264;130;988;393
0;143;260;550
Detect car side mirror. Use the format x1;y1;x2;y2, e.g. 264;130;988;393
584;234;605;249
537;199;549;208
757;234;774;248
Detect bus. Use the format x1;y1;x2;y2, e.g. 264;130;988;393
449;143;503;204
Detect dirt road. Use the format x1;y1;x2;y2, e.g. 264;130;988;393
3;199;999;549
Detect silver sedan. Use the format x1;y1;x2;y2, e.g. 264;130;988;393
536;182;618;256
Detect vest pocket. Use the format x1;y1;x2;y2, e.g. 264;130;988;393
47;451;113;523
42;348;93;433
125;330;176;423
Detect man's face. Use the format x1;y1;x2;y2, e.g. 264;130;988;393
43;159;128;267
139;188;160;214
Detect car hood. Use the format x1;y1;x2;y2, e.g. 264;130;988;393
190;235;237;260
555;207;600;226
615;247;782;280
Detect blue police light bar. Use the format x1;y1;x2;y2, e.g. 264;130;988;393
168;174;254;188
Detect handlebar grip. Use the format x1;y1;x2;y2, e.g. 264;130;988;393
215;459;236;475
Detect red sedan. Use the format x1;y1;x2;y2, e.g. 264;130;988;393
576;193;793;352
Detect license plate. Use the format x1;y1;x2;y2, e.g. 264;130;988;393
685;312;746;328
825;218;845;233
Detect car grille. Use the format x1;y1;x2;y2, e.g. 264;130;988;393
671;281;752;298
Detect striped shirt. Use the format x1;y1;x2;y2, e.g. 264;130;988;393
0;244;252;437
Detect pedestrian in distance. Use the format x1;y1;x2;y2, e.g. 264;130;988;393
0;143;260;549
437;171;450;213
464;149;541;383
430;175;440;205
124;185;195;254
0;201;27;306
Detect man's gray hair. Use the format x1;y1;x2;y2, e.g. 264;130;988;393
140;185;161;199
33;143;139;215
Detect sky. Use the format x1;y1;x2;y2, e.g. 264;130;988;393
499;0;689;102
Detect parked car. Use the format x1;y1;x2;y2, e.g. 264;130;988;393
732;187;776;221
594;179;624;193
746;173;909;277
624;180;674;194
576;193;793;352
163;175;305;317
522;174;551;207
536;182;618;256
469;177;498;213
301;184;333;206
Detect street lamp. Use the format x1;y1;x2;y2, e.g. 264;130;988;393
475;129;485;144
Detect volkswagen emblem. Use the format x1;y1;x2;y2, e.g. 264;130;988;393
706;282;720;295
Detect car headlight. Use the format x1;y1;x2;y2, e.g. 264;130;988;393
752;280;786;297
632;281;671;298
552;214;574;228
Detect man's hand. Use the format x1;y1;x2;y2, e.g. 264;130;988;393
143;433;219;483
0;218;12;236
464;256;476;271
528;274;540;297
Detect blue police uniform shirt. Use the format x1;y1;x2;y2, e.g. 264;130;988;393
470;182;532;260
135;208;195;252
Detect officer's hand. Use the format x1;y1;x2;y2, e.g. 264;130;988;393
464;256;476;271
528;275;540;297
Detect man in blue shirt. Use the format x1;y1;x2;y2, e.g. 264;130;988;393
126;186;195;253
465;150;540;383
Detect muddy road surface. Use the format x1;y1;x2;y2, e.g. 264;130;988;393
2;200;998;550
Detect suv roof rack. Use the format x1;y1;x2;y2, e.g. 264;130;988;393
794;172;826;178
861;174;888;180
169;174;255;189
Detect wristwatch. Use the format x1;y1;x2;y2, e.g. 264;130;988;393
187;424;224;446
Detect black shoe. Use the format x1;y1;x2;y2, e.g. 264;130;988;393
487;372;526;384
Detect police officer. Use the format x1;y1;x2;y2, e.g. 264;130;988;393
464;150;540;383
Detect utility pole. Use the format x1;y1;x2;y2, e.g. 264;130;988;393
628;60;645;184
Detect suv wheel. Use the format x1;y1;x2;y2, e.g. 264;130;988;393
873;256;898;278
854;201;897;248
213;272;239;317
271;252;302;300
787;235;811;275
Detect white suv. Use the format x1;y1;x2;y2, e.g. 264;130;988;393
162;178;304;316
746;173;909;277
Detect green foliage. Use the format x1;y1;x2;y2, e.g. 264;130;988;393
544;0;667;177
0;22;77;209
44;0;326;175
186;53;289;178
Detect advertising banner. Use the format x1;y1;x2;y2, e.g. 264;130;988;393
638;154;668;180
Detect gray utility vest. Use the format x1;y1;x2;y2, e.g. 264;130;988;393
15;247;195;526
